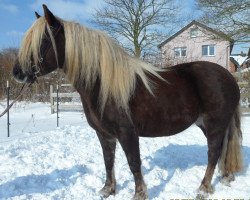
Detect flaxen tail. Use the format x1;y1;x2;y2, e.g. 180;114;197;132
219;105;244;175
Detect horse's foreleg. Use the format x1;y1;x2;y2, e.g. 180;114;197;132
118;129;148;200
97;132;116;198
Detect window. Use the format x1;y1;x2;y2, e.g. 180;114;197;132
202;45;215;56
174;47;187;57
190;28;198;38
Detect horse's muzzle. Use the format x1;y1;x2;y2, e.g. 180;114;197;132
12;63;37;84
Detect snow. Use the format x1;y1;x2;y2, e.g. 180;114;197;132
0;102;250;199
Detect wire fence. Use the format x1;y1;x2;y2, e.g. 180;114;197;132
0;82;83;138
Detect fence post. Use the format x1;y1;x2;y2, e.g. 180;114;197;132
56;84;59;127
50;85;54;114
7;80;10;137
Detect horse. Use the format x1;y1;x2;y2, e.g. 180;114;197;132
12;5;243;199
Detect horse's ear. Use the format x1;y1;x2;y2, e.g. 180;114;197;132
42;4;57;26
35;11;41;19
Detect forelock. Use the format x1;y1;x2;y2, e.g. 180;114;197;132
18;17;46;73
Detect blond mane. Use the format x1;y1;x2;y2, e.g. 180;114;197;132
18;17;47;73
18;17;165;114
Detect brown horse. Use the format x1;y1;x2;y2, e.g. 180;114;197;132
12;5;243;199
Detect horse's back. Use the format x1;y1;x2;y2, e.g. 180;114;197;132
131;61;239;137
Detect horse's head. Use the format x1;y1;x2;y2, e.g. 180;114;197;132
13;5;65;83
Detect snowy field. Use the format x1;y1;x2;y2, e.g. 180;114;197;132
0;101;249;199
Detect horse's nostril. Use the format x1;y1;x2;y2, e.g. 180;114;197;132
13;67;22;77
13;67;19;76
12;64;26;80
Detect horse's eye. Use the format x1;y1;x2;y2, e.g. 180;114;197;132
32;66;37;72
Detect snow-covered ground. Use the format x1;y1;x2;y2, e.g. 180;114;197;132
0;102;249;199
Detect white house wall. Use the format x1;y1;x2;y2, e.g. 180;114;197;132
160;24;231;69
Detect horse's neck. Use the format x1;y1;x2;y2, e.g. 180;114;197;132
75;79;112;133
76;79;100;110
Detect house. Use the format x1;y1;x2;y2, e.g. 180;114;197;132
229;57;240;73
242;58;250;69
230;55;250;72
158;20;234;69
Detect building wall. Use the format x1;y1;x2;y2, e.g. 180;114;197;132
160;24;231;69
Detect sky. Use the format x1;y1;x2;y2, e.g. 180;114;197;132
0;0;104;49
0;0;247;54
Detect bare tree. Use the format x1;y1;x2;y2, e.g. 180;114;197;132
196;0;250;44
91;0;180;58
0;48;18;98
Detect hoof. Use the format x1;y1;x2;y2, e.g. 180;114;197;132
196;184;214;199
99;185;115;198
133;191;148;200
133;181;148;200
220;173;235;186
199;184;214;194
196;193;208;200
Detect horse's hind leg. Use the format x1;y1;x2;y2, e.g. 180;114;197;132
118;128;148;200
198;119;227;197
96;132;116;198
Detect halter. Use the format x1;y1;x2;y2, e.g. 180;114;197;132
0;24;63;118
0;24;62;118
31;23;62;79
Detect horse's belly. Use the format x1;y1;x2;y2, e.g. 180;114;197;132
138;113;198;137
134;99;200;137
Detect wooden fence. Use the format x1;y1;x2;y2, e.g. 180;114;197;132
233;72;250;113
50;84;82;114
238;81;250;113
